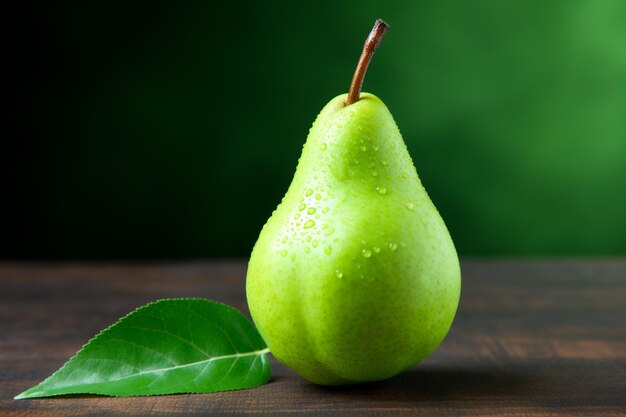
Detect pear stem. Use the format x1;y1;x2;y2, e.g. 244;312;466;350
346;19;390;106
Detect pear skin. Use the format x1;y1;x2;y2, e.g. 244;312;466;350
246;93;461;385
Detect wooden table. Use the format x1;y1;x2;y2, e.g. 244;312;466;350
1;260;625;416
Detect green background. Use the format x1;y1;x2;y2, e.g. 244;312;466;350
8;1;626;258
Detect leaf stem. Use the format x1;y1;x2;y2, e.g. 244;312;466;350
346;19;390;105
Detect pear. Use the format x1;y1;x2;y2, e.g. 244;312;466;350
246;19;460;385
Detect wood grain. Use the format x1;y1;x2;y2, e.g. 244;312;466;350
1;260;625;416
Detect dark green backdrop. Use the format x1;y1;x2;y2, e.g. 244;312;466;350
8;1;626;258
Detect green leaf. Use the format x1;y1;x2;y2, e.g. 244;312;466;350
15;299;271;398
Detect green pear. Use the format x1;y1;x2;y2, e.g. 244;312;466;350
246;20;460;385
